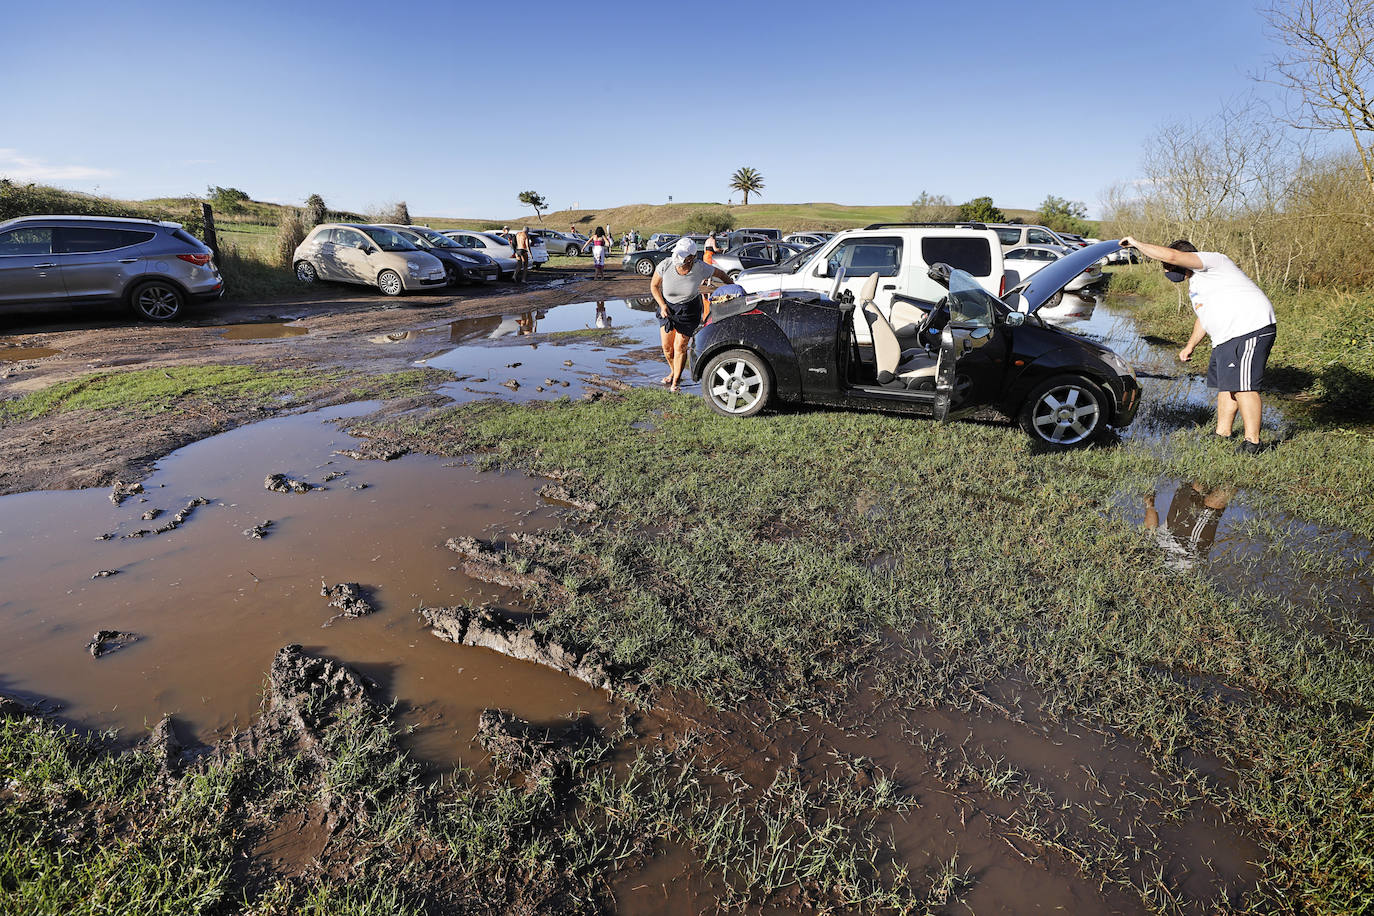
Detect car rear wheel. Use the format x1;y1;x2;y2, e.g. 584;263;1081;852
702;349;772;418
129;280;184;321
1018;375;1107;449
1042;289;1063;309
727;270;741;281
634;258;655;276
295;260;318;284
377;270;404;297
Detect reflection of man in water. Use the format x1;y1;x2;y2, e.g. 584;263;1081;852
1143;482;1236;571
595;301;610;328
517;311;536;336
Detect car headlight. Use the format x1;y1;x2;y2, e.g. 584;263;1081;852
452;254;477;264
407;259;426;276
1100;349;1135;379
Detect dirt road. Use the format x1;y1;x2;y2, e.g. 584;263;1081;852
0;266;644;494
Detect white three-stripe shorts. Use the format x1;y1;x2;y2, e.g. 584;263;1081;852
1207;324;1276;392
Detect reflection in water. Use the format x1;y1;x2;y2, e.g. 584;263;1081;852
215;322;309;340
1143;482;1236;570
595;301;610;328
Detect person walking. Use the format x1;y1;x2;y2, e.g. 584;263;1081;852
650;237;733;391
588;226;610;279
1122;237;1277;453
513;226;531;283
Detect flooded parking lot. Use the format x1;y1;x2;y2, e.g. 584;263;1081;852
2;288;1369;913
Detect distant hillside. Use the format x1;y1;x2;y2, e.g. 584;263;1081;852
2;182;1090;255
417;202;1069;237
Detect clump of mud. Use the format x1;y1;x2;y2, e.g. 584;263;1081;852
87;630;140;658
243;520;273;539
321;582;374;619
335;427;409;462
476;709;604;804
109;480;143;506
121;497;211;538
420;605;614;690
445;535;569;595
264;473;315;493
537;484;598;512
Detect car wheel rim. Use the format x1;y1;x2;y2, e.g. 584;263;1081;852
296;262;316;282
709;359;763;413
137;286;179;318
636;260;653;276
1031;385;1099;444
379;272;401;295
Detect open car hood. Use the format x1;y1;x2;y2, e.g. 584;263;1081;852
1005;240;1122;313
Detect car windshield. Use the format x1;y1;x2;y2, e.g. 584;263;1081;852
778;243;822;271
415;228;461;249
946;269;1002;325
362;227;416;251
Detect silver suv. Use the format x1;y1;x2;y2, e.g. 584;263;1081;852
0;215;223;320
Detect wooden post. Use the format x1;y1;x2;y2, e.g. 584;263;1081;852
201;202;220;262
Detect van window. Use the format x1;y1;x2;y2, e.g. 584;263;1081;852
993;227;1021;246
1027;229;1058;245
827;237;902;278
921;237;993;278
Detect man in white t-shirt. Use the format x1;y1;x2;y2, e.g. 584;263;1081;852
1122;237;1277;454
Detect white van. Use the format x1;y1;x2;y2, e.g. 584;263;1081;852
733;223;1005;342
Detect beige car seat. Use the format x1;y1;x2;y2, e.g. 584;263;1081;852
857;273;937;386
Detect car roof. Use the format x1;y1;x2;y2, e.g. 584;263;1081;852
0;214;181;230
1006;244;1069;256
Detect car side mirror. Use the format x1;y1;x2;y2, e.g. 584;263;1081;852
1003;311;1026;327
363;246;376;255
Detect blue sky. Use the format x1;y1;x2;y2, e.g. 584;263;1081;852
0;0;1295;219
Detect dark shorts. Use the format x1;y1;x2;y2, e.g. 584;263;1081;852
660;298;703;336
1207;324;1276;392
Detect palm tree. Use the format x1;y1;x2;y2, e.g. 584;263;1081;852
729;167;764;206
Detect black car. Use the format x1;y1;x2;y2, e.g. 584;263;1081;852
383;225;502;284
690;240;1140;449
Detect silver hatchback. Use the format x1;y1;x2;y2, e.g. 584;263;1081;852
0;215;223;320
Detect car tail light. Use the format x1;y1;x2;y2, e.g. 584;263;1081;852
999;274;1006;296
177;253;213;266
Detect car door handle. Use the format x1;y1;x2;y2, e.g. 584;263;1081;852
882;284;896;290
32;263;57;269
118;258;138;263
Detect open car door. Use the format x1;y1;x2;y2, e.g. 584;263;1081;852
930;267;1000;422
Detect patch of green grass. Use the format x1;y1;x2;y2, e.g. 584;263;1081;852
0;366;454;424
377;387;1374;912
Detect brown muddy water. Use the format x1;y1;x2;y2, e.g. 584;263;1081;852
0;346;61;362
0;402;616;769
213;321;310;340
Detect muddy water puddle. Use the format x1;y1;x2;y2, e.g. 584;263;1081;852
211;321;309;340
1127;477;1373;635
0;345;61;361
0;402;617;769
380;298;676;402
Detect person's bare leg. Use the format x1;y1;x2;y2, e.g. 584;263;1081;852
659;326;674;384
1235;391;1262;443
1216;391;1238;437
670;333;690;387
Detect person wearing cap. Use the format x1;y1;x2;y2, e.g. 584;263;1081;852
1121;237;1277;453
650;237;733;391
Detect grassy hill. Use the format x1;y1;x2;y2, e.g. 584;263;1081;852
418;202;1055;236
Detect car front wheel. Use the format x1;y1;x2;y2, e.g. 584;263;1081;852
377;269;404;297
634;258;655;276
1018;375;1107;449
566;245;580;256
702;348;772;418
295;260;318;284
129;280;184;321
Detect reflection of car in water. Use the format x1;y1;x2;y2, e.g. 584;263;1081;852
1143;482;1236;570
689;240;1142;450
448;314;504;344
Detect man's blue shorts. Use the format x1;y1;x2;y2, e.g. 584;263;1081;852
1207;324;1276;392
